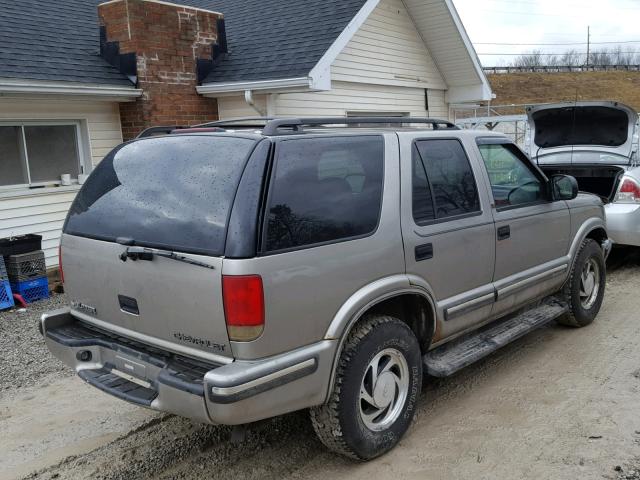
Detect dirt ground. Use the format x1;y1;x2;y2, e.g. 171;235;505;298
2;248;640;480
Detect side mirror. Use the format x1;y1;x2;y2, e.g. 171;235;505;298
551;174;579;201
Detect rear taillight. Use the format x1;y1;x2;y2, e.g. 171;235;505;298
222;275;264;342
615;177;640;204
58;244;64;284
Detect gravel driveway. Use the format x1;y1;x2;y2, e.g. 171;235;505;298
2;249;640;480
0;293;71;394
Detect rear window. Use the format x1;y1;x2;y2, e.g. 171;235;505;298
264;136;384;252
64;135;257;256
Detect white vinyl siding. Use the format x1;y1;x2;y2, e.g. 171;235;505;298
404;0;482;87
426;89;449;118
0;98;123;268
217;95;267;119
217;83;449;122
332;0;446;90
276;82;447;119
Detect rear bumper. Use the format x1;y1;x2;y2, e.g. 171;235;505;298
605;203;640;246
41;309;336;425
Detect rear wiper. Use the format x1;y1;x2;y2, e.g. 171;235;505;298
119;246;216;270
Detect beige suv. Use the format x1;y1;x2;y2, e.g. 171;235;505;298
41;117;609;459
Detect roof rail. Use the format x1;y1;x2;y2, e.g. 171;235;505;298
137;126;188;139
261;117;459;135
194;117;275;129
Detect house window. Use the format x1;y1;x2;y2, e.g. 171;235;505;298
0;122;86;188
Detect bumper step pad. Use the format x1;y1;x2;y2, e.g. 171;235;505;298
424;300;568;377
79;367;157;406
47;320;218;399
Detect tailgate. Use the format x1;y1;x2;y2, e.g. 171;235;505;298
62;234;231;361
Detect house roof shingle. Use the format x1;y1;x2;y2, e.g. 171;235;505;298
0;0;134;86
0;0;368;87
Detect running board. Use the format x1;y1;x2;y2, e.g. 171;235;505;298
423;301;568;377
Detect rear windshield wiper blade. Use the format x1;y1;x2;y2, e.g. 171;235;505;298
119;246;216;270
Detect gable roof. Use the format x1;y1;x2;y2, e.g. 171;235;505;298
174;0;370;85
0;0;491;102
0;0;133;87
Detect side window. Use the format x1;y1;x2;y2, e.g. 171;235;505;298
412;145;435;223
265;136;384;252
478;143;544;208
413;139;480;221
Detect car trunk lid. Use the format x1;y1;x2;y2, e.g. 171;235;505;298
527;101;639;164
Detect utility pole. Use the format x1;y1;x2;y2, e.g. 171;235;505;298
586;26;591;68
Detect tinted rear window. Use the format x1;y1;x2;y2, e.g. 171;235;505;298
265;136;384;252
64;136;257;256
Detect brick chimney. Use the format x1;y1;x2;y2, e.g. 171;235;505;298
98;0;223;140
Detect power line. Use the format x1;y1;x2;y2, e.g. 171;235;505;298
475;40;640;46
478;51;640;56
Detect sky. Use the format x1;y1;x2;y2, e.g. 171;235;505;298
452;0;640;66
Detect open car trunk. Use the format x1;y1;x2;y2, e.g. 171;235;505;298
539;164;625;202
528;102;637;201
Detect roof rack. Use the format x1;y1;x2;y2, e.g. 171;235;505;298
136;117;459;139
194;117;275;129
137;126;188;139
261;117;459;135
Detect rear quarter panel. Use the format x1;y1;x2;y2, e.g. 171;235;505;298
224;133;406;360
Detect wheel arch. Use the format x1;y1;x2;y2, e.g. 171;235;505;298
322;275;436;403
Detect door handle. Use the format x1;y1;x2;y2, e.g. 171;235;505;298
415;243;434;261
497;225;511;241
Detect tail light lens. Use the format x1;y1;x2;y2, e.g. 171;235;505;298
222;275;264;342
58;244;64;284
615;177;640;204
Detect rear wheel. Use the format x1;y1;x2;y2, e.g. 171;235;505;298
558;239;606;327
310;315;422;460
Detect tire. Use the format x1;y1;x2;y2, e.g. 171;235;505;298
310;315;422;460
557;238;606;327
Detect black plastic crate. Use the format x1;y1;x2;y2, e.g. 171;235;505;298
7;250;47;282
0;235;43;258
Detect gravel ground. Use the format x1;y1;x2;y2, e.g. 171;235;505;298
0;293;71;394
3;250;640;479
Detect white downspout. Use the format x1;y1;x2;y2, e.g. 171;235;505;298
244;90;266;116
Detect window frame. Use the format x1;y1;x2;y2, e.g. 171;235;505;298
0;120;90;192
475;137;551;212
411;137;484;227
258;134;386;256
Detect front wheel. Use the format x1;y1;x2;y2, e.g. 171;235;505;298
310;315;422;460
558;238;606;327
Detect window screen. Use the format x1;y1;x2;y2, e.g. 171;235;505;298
25;126;80;183
414;139;480;220
0;123;82;188
265;136;384;252
0;126;27;186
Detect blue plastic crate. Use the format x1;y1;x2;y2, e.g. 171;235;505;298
0;280;14;310
10;276;49;304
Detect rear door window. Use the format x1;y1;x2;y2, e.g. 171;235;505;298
264;136;384;252
64;135;258;256
413;139;480;221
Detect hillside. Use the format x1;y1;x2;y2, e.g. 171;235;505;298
487;71;640;114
